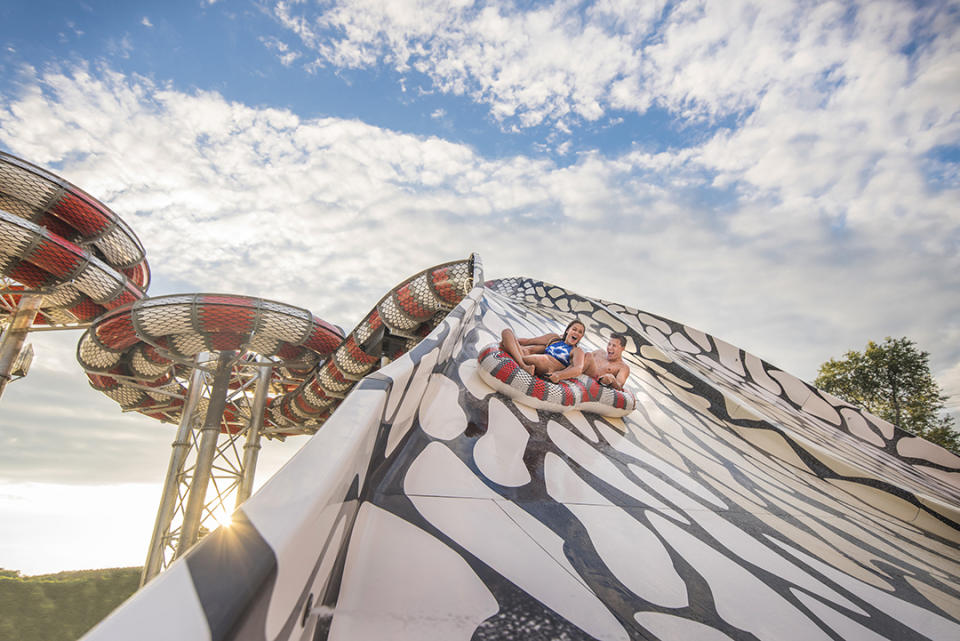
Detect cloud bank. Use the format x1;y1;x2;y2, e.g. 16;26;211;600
2;54;956;372
270;0;960;139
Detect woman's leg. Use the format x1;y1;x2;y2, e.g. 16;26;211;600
500;329;535;375
525;354;562;376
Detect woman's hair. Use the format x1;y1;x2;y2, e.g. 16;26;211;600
562;319;586;341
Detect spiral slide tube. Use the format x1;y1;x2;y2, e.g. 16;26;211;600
75;258;476;436
0;152;149;326
76;294;345;431
266;257;476;430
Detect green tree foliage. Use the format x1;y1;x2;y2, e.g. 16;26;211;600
815;337;959;453
0;567;140;641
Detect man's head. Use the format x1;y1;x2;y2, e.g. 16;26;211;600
563;320;585;345
606;333;627;359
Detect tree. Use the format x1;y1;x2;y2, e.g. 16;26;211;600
815;337;959;453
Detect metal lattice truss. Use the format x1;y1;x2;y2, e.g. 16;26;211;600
141;353;275;578
76;293;345;435
0;152;150;328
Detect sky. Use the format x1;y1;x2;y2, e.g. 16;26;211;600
0;0;958;575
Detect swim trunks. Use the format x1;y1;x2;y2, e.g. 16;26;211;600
544;340;573;367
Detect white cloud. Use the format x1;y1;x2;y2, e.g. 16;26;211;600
141;17;153;28
106;34;134;59
272;0;661;129
268;0;960;163
65;20;85;38
260;35;302;66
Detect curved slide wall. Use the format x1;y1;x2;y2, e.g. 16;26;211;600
0;152;149;325
84;273;960;641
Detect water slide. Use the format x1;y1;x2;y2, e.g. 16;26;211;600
0;152;150;323
81;261;960;641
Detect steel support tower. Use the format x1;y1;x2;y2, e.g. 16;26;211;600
0;291;42;398
141;352;275;584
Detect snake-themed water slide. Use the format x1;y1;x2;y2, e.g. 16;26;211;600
2;151;959;640
83;266;960;640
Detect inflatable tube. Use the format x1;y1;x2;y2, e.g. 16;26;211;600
477;343;636;417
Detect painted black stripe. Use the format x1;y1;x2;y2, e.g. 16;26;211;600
185;509;277;641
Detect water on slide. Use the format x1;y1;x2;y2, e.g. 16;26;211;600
84;274;960;641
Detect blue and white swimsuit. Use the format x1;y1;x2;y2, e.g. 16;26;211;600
544;340;573;367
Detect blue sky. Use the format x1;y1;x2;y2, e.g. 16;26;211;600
1;0;959;573
1;0;763;160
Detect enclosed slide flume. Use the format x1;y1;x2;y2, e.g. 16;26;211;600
0;151;149;396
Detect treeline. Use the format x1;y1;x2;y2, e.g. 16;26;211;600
0;567;140;641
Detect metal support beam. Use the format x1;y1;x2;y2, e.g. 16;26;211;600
0;294;42;399
175;351;236;557
14;323;92;332
140;363;206;586
236;359;272;507
138;351;282;580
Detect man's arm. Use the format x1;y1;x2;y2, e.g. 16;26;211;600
598;363;629;391
613;363;629;391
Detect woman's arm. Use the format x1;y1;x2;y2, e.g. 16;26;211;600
518;333;560;348
547;347;585;383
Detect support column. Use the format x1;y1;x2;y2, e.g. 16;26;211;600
175;351;236;557
141;363;206;586
0;294;42;399
236;359;272;507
